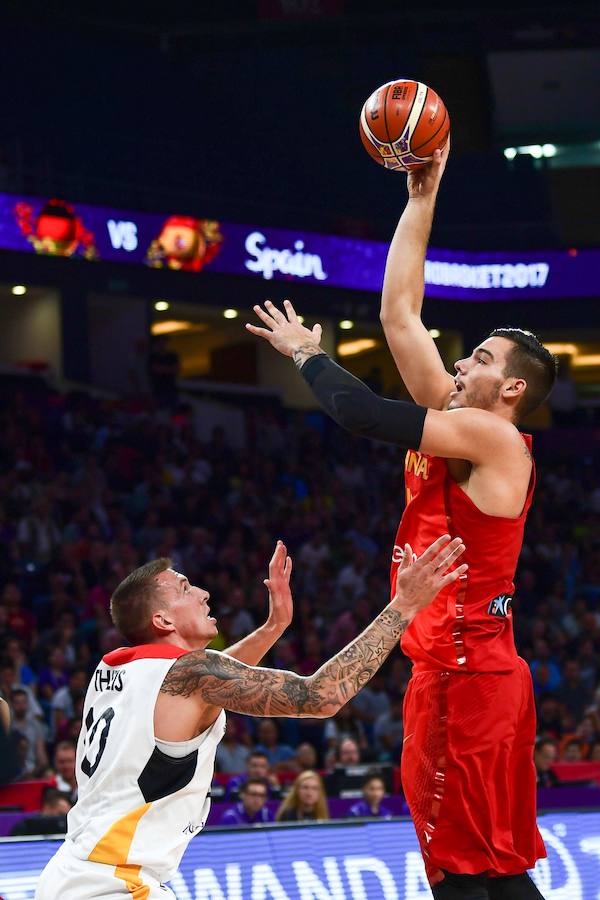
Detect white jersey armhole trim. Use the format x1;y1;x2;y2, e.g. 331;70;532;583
154;709;225;758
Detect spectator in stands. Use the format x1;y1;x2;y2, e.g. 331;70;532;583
37;647;69;702
0;695;20;785
225;751;280;800
348;774;393;819
2;582;37;644
297;531;331;575
349;672;390;733
16;497;61;566
338;737;361;766
276;771;329;822
9;688;48;778
289;742;318;774
335;551;368;603
5;638;36;688
216;716;251;774
219;778;273;826
51;668;87;739
562;738;583;762
534;738;559;787
297;633;323;676
10;786;71;836
536;695;563;739
589;742;600;762
226;587;255;642
52;740;77;803
254;719;295;771
557;659;594;722
323;704;368;766
374;693;404;762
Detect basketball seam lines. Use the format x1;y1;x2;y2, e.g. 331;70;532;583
394;81;429;169
382;82;393;159
412;104;449;154
390;84;420;166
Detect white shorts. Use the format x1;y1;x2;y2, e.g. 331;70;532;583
35;842;175;900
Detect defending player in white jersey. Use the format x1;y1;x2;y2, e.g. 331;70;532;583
36;536;466;899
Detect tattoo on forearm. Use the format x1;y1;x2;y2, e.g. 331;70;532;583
160;606;410;718
292;344;327;370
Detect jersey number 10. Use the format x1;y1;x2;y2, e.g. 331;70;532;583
81;705;115;778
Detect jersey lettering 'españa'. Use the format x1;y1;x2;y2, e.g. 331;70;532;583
65;644;225;883
391;435;535;673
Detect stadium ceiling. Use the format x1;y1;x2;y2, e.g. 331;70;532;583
4;0;600;39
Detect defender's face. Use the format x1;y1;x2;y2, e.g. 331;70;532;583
157;569;217;641
449;336;516;412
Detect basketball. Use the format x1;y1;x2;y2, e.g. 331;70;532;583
359;79;450;172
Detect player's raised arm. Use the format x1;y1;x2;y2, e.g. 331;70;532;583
223;541;293;666
379;140;455;409
246;300;517;464
160;536;466;718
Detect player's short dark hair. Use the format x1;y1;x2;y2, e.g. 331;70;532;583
42;786;70;808
54;740;76;757
241;777;269;795
110;558;172;645
362;771;385;788
488;328;558;420
10;688;27;701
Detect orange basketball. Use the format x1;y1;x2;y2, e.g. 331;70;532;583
359;79;450;172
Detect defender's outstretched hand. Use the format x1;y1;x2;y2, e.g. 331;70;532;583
264;540;293;633
246;299;322;359
392;533;467;619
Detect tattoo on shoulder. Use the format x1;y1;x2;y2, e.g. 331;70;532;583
160;651;238;699
522;442;533;462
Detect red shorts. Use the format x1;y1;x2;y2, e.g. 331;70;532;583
401;658;546;885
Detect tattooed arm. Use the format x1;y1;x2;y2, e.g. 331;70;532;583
160;535;467;719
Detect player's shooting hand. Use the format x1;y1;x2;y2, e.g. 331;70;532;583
264;540;293;633
407;134;450;201
246;299;323;359
392;533;467;619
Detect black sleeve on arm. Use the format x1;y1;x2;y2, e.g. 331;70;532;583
299;353;427;448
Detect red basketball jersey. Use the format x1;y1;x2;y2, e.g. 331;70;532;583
391;435;535;673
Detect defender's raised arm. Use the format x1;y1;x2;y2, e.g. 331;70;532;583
161;535;466;718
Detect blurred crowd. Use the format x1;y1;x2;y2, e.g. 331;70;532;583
0;379;599;819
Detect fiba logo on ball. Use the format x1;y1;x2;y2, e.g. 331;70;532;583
359;79;450;172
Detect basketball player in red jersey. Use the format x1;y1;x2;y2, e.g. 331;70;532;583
247;159;556;895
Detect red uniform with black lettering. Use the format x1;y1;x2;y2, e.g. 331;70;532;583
391;435;546;885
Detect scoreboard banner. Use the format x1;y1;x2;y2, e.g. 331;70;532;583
1;812;599;899
0;190;598;301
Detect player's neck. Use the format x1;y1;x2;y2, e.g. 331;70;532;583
150;634;208;652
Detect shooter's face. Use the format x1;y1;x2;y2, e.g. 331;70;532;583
449;336;518;413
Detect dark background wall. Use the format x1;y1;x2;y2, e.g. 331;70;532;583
1;1;599;249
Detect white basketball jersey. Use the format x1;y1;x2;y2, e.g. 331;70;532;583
65;644;225;882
